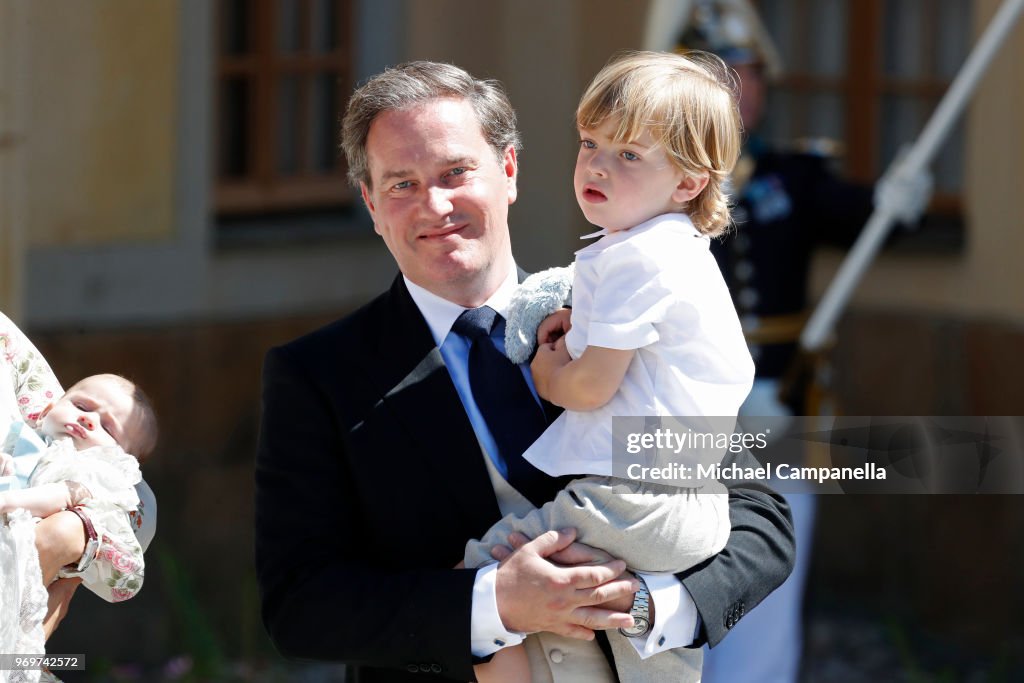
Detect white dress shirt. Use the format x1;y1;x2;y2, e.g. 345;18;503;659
403;267;699;660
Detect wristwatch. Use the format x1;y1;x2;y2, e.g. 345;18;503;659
618;575;651;638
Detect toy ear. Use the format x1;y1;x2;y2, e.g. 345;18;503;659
504;264;575;364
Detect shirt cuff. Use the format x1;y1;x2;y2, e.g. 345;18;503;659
471;563;526;657
627;572;699;659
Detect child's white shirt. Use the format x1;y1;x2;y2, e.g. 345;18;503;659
524;212;755;477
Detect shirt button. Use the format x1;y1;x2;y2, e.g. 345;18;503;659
658;635;666;646
549;649;564;664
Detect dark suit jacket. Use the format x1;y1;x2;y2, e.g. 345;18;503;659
254;274;795;682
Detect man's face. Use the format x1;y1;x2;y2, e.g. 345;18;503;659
39;375;142;454
360;97;518;306
732;62;766;131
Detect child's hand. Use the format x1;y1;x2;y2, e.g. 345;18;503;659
537;308;572;346
530;336;571;401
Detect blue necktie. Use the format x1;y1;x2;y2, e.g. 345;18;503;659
453;307;559;507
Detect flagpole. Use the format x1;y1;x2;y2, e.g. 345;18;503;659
801;0;1024;352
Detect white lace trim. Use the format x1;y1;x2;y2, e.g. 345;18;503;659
0;509;46;683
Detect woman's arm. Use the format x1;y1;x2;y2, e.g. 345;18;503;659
34;509;89;585
0;481;89;519
43;578;82;641
530;337;633;411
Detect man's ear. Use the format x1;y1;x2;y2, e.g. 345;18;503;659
672;172;710;204
359;181;381;234
503;146;519;205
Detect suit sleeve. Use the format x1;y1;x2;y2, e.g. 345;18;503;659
677;447;796;647
254;344;480;681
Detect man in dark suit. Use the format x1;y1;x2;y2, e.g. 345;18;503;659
254;61;795;682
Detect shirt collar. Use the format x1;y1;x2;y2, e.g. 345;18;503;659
575;212;702;255
404;266;520;347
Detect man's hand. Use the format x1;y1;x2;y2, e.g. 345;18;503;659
492;531;638;615
537;309;572;346
530;336;571;401
492;528;638;639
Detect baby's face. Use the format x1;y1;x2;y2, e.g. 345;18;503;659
39;375;141;454
574;119;689;233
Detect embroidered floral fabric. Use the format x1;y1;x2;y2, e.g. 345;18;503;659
1;314;62;426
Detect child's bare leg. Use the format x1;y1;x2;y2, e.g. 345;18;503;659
34;510;87;584
473;644;531;683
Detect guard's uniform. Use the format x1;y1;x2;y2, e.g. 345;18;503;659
710;137;874;387
702;138;873;683
672;2;878;679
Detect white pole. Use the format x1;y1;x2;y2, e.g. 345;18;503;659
801;0;1024;352
642;0;695;51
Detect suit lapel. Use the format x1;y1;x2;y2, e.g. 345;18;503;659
368;276;501;526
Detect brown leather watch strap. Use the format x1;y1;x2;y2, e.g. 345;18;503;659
65;505;99;571
67;505;98;542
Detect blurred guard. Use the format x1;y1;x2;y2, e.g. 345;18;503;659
675;1;875;681
682;0;874;402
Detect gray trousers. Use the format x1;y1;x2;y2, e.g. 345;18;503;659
465;476;729;683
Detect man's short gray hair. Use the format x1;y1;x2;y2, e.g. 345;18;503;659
341;61;522;188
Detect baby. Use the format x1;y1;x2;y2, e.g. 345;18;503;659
1;373;156;527
465;51;753;683
0;373;157;668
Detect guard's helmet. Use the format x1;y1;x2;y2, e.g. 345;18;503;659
674;0;783;78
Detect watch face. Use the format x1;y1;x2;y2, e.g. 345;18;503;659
621;616;651;637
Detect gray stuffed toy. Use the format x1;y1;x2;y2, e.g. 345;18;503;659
503;264;575;364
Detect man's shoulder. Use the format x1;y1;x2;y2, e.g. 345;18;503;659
273;287;396;362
